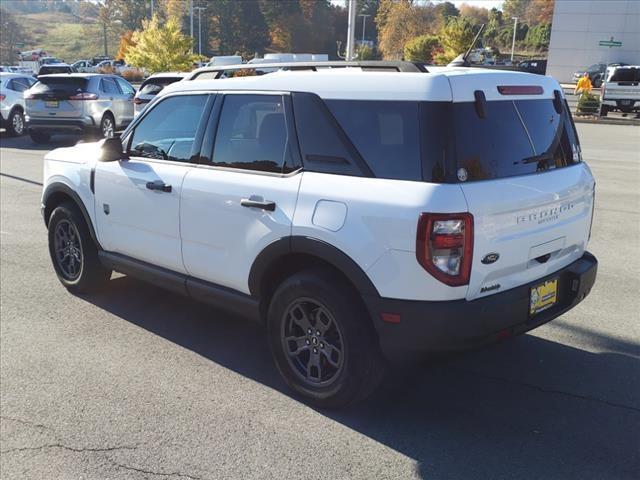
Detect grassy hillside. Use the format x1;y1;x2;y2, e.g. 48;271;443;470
21;12;120;63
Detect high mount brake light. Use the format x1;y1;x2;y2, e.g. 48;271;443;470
416;213;474;287
497;85;543;95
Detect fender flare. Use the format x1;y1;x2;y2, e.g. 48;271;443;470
248;236;380;298
42;182;101;248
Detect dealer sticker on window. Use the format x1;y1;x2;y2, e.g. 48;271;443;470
530;279;558;316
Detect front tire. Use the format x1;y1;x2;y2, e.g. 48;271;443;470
267;268;386;408
48;201;111;293
29;130;51;144
7;109;25;136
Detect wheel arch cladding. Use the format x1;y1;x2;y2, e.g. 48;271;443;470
249;236;380;304
43;183;101;248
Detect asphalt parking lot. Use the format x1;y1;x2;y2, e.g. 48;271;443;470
1;125;639;479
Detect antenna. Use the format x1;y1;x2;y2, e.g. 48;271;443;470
463;24;486;64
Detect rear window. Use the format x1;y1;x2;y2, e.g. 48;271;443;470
31;77;88;94
39;66;72;75
451;99;580;181
139;77;183;95
610;68;640;82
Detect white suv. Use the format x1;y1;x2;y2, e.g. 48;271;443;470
41;63;598;407
1;72;37;136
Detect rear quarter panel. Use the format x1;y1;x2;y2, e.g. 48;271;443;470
293;172;469;301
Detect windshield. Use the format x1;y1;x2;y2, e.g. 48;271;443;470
610;68;640;82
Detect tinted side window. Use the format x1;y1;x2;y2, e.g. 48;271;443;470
327;100;422;181
211;94;289;173
100;77;120;94
291;93;367;177
129;95;208;163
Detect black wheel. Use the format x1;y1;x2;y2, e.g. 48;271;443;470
600;105;609;117
100;113;115;138
29;130;51;144
7;109;25;136
48;201;111;293
592;77;602;88
267;268;386;408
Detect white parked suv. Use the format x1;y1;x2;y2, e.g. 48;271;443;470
0;72;37;136
41;62;598;407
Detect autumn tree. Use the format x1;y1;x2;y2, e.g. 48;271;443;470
125;16;196;73
208;0;269;57
377;0;438;60
115;31;135;61
404;35;441;63
458;3;489;25
435;16;477;64
97;0;123;57
113;0;150;32
525;0;555;26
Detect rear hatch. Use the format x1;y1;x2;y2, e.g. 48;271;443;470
26;76;88;119
604;67;640;100
134;76;184;114
446;73;595;301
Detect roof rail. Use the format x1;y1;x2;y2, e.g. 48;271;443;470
186;60;429;80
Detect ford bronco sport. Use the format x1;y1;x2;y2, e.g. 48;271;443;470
42;62;597;407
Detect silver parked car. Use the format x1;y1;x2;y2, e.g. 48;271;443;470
25;73;135;143
1;72;37;136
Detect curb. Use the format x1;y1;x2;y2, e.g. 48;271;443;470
572;116;640;126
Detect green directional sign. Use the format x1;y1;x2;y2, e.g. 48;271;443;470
599;37;622;47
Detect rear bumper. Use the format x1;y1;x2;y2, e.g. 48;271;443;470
26;116;96;134
365;252;598;363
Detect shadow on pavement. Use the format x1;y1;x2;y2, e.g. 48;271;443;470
82;275;640;479
0;131;83;151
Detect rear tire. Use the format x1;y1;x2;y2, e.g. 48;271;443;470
29;130;51;144
600;105;609;117
7;109;25;136
99;113;115;138
267;268;386;408
48;201;111;294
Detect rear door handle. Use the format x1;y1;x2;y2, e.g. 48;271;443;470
146;180;172;192
241;196;276;211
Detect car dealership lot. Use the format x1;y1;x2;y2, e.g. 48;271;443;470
1;125;639;479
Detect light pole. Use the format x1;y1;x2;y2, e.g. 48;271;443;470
195;6;206;57
150;0;154;17
359;14;370;44
510;17;518;64
345;0;357;61
190;0;194;53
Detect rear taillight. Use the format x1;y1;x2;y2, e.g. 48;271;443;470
588;185;596;241
0;94;5;101
69;92;98;100
133;97;144;105
417;213;474;287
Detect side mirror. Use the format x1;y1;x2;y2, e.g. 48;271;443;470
99;137;127;162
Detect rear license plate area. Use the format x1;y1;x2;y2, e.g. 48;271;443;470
45;100;59;108
529;278;559;316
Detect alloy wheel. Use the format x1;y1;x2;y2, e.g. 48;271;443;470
102;117;114;138
281;298;345;386
53;219;83;280
12;112;24;135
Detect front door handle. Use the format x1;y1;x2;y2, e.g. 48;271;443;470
146;180;172;192
241;196;276;211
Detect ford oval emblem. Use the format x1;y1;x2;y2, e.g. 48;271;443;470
481;253;500;264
